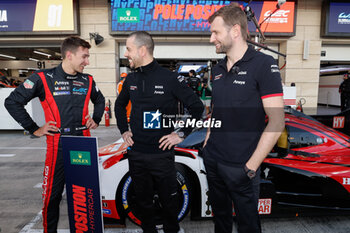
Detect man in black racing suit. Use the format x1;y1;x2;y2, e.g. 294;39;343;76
5;37;105;233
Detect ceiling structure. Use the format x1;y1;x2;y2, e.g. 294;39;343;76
0;48;61;61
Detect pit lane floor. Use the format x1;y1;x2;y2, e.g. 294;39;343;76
1;124;350;233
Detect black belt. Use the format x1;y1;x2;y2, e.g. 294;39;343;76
50;125;88;135
30;126;88;139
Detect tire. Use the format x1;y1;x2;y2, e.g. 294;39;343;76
116;164;192;226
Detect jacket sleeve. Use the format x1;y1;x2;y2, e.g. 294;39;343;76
4;73;45;134
90;79;105;125
171;73;204;135
115;76;130;134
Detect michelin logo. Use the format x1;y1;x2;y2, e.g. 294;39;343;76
143;110;161;129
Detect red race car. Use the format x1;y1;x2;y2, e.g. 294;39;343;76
99;107;350;226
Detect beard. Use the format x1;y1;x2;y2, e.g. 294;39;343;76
127;56;141;69
216;44;229;54
215;37;232;54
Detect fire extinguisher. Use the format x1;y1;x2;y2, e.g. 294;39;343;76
296;98;305;113
105;100;110;127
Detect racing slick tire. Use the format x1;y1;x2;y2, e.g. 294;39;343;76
116;164;192;226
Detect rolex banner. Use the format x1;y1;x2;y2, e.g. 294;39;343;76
61;136;104;233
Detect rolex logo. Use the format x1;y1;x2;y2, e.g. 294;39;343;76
117;8;139;23
70;151;91;166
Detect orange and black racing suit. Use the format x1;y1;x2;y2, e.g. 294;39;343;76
5;64;105;233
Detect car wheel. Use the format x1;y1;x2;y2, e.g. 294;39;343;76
116;165;192;226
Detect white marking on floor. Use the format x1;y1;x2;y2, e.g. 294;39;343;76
18;210;144;233
33;183;42;188
21;230;70;233
18;211;42;233
0;147;45;149
0;154;15;157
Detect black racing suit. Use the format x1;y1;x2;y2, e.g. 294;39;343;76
5;63;105;233
115;59;203;233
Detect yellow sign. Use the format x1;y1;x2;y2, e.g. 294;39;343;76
33;0;74;31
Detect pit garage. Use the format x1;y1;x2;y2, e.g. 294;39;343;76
318;45;350;107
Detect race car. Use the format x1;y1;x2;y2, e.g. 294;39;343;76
99;107;350;226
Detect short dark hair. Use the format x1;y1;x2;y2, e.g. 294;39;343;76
208;3;248;40
128;31;154;55
189;70;196;75
61;36;91;59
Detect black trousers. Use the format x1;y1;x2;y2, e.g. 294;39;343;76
203;152;261;233
128;150;180;233
341;93;346;111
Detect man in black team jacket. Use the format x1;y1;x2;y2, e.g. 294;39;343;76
115;31;203;233
5;37;105;233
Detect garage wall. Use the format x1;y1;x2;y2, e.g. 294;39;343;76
79;0;118;125
321;45;350;62
118;43;279;60
279;0;322;114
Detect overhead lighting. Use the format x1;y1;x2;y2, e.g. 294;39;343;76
0;53;16;59
28;67;39;70
29;58;39;62
19;70;29;73
34;50;51;58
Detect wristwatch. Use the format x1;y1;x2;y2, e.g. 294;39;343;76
244;165;256;179
176;131;185;139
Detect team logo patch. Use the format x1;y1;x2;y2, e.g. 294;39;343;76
73;81;84;86
233;80;246;85
53;91;70;96
54;86;69;91
63;128;71;133
177;75;185;83
130;85;137;91
238;71;247;75
271;65;280;73
154;90;164;95
73;87;88;95
214;74;222;80
54;81;69;85
143;110;161;129
23;79;34;89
